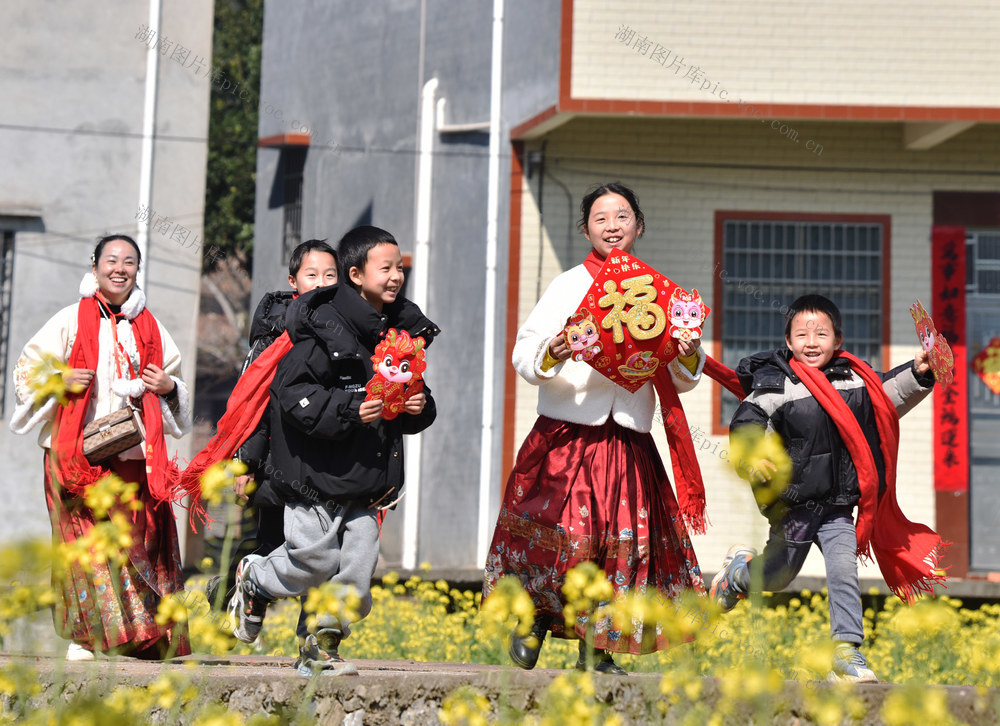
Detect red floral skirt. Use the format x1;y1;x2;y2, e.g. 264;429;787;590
44;453;190;657
483;416;704;654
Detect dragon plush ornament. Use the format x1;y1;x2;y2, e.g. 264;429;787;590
910;299;955;386
364;329;428;420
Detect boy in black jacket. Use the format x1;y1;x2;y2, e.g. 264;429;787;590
228;226;438;676
710;295;935;684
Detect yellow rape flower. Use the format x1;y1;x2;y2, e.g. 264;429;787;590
84;474;140;519
55;511;134;573
106;685;155;718
439;685;491;726
200;459;247;507
562;561;612;626
480;575;535;638
727;427;793;508
302;581;361;632
155;592;190;626
27;352;84;407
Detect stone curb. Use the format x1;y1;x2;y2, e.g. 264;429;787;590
2;653;997;725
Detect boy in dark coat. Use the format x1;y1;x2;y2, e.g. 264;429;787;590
228;226;438;676
710;294;937;683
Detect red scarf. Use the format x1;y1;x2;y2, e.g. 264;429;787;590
178;331;294;496
789;353;947;602
583;250;708;534
48;297;194;508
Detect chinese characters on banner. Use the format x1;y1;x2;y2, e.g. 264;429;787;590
930;227;968;492
565;253;709;393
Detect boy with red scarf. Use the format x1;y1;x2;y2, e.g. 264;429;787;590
205;240;339;628
710;294;941;683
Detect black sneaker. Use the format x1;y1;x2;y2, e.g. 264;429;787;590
294;628;358;677
227;555;270;643
205;575;234;612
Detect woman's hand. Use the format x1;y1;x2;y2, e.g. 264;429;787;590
676;337;702;358
360;399;384;423
63;368;95;389
403;392;426;415
547;332;572;361
141;364;175;396
915;349;932;375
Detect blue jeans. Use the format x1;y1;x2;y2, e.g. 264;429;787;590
739;505;864;644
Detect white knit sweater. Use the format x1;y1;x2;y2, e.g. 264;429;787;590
513;264;704;434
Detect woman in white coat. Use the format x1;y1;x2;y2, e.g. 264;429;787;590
10;235;194;660
483;183;705;674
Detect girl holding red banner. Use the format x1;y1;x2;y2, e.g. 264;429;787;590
483;183;707;674
10;235;194;661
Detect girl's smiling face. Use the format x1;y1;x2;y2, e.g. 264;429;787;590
93;239;139;305
349;242;404;312
786;310;842;368
583;192;643;259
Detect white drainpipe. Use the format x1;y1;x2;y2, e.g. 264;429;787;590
477;0;504;566
402;77;438;570
136;0;161;292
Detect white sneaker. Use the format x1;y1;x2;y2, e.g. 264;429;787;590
66;643;95;661
827;643;878;683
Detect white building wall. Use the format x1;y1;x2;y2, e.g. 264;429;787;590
0;0;213;545
513;115;1000;580
572;0;1000;107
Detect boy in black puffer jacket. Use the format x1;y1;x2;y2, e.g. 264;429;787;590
710;294;935;684
227;226;438;677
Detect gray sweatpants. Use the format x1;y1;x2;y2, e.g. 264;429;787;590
739;505;864;645
246;500;379;636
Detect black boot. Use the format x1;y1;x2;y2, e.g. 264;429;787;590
509;615;552;670
575;640;627;676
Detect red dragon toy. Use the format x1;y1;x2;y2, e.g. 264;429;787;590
364;329;428;420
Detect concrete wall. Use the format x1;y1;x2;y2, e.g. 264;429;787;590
0;0;212;543
513;114;1000;579
254;0;561;569
572;0;1000;105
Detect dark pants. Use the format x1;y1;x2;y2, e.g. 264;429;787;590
742;505;864;645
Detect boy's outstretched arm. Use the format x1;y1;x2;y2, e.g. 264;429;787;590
880;348;936;418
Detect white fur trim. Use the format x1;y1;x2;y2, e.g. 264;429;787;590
79;272;99;298
9;397;59;436
120;286;146;320
78;273;146;319
668;348;705;394
112;378;147;398
160;377;192;438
